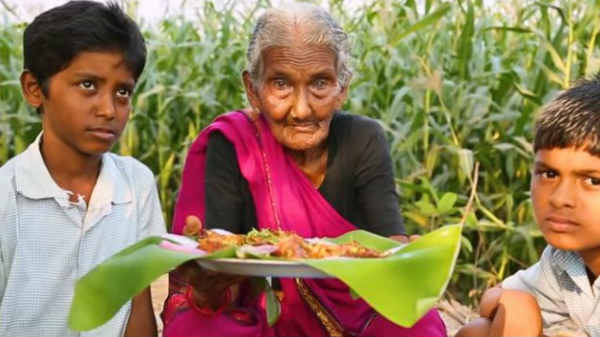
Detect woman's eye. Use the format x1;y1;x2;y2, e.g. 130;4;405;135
312;78;328;90
79;80;95;90
116;88;132;98
273;79;289;90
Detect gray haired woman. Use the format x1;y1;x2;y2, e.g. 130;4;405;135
163;3;446;336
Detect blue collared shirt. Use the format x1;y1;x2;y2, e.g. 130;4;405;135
0;134;166;336
503;245;600;336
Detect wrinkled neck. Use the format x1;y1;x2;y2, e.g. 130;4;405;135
287;142;327;167
286;142;328;188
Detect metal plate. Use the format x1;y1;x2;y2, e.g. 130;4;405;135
195;258;332;278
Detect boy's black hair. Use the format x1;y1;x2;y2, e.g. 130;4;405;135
534;74;600;156
23;0;146;97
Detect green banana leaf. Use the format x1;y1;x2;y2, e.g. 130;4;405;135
307;225;461;326
69;224;461;331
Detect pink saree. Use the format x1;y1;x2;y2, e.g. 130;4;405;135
164;110;446;336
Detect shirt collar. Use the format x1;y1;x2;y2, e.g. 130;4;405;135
89;150;132;208
551;247;583;273
15;133;132;207
551;246;596;296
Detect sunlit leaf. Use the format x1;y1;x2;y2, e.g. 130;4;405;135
437;192;458;214
68;226;462;330
390;3;452;44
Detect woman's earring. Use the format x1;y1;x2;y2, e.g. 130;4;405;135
252;106;260;119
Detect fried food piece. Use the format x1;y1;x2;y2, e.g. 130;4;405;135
298;239;382;259
195;228;384;258
273;234;308;259
337;241;382;258
196;229;246;252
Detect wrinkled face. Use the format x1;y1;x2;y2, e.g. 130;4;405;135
27;51;135;156
531;147;600;254
244;45;347;151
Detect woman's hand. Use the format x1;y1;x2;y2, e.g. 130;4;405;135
179;216;246;310
183;215;203;236
389;234;421;243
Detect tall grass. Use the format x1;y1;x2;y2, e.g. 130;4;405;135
1;0;599;304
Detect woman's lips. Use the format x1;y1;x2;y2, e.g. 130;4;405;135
545;216;579;233
289;123;318;132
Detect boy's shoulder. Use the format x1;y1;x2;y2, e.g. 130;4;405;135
0;155;21;222
104;153;155;188
0;153;22;191
521;245;585;291
0;147;157;202
503;245;569;289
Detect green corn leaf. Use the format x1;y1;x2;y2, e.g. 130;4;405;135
415;195;438;216
159;152;176;192
543;40;566;74
437;192;458;214
390;3;452;44
482;26;532;33
403;211;429;228
513;82;540;102
457;2;474;79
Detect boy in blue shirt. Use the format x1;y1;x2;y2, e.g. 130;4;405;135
458;77;600;336
0;1;165;336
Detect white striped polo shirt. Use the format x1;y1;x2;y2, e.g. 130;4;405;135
0;134;166;336
503;245;600;336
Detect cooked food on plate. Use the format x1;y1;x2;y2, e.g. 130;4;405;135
193;228;385;259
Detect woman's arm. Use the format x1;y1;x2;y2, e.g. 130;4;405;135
124;287;157;337
353;119;405;236
205;131;255;233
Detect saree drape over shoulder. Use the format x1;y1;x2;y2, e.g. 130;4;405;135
163;111;446;336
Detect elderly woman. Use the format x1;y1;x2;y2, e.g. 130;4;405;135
162;3;446;336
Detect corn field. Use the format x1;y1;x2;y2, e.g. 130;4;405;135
1;0;599;304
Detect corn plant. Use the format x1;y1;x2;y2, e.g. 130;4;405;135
1;0;599;304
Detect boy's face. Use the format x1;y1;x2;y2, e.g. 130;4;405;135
22;51;135;156
531;147;600;254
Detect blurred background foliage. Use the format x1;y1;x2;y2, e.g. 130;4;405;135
1;0;599;304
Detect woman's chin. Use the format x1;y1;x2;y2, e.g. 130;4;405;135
281;140;322;151
278;133;328;152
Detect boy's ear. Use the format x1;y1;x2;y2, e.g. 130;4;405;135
20;70;44;109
